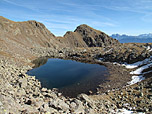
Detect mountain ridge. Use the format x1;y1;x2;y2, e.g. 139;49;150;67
111;33;152;43
56;24;120;48
111;33;152;39
0;16;120;49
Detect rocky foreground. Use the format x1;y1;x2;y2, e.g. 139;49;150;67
0;47;151;114
0;16;152;113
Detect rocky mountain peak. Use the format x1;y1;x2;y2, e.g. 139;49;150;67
73;24;120;47
74;24;101;35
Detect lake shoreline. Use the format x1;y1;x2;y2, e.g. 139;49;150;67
30;56;131;98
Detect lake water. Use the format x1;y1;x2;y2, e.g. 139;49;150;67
27;58;109;97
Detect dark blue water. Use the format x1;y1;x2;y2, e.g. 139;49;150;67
27;58;109;97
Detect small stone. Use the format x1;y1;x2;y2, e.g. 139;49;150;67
70;102;77;109
0;101;3;106
41;88;47;92
57;93;62;96
18;78;27;88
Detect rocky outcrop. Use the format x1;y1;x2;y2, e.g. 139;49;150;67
99;43;152;63
57;31;88;48
57;24;121;48
74;24;120;47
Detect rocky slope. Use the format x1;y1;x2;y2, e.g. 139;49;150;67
0;16;64;65
0;16;152;113
0;16;61;48
100;43;152;63
57;24;120;48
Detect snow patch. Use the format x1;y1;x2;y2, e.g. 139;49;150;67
98;56;152;85
128;76;145;85
116;108;145;114
123;64;138;69
130;63;152;74
147;46;152;52
122;56;152;69
147;46;150;50
117;109;133;114
112;56;152;85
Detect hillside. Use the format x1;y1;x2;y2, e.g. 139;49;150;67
0;16;152;114
0;16;121;50
57;24;120;48
0;16;61;48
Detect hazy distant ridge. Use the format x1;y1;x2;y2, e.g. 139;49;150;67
111;33;152;43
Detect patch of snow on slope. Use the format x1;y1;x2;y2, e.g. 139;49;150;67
147;46;150;50
147;46;152;52
122;56;152;69
128;76;145;85
116;108;145;114
117;109;133;114
112;56;152;85
123;64;139;69
130;63;152;74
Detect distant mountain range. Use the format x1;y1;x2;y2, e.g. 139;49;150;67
111;33;152;43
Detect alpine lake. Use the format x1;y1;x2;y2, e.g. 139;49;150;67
27;58;109;97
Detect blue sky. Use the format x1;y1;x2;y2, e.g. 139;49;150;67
0;0;152;36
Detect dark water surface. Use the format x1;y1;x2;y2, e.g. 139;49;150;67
27;58;109;97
